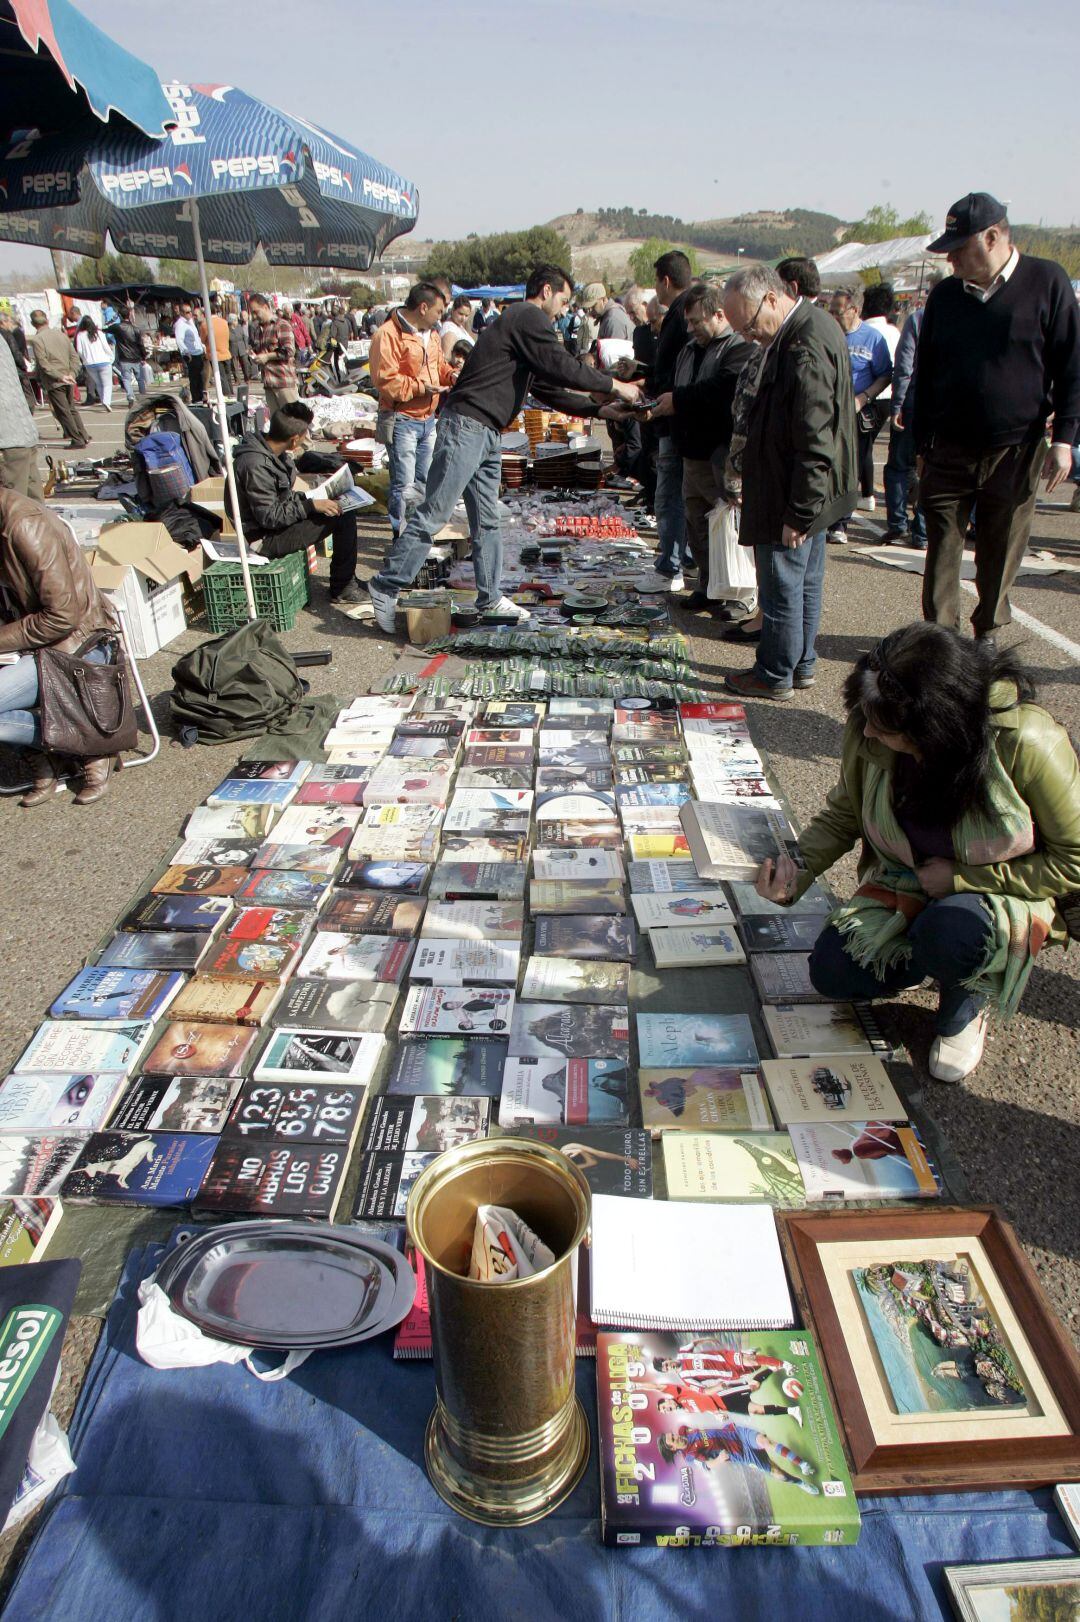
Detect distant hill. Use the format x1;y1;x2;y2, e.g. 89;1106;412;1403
548;207;850;262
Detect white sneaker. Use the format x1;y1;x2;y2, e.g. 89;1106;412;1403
929;1007;989;1083
858;495;876;512
366;581;399;635
635;569;684;593
482;595;531;621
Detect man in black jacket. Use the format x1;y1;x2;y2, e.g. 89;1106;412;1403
720;267;857;700
647;283;754;610
232;401;362;609
914;192;1080;640
366;263;642;635
637;250;695;591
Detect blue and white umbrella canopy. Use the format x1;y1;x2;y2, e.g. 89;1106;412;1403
0;80;419;270
0;0;174;137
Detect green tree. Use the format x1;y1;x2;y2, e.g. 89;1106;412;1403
425;225;572;288
67;252;155;288
842;205;932;244
627;238;701;285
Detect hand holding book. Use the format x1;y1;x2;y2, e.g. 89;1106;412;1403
757;852;802;905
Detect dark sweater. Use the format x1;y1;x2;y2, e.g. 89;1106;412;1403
671;330;756;462
913;255;1080;452
447;301;614;433
650;290;691;439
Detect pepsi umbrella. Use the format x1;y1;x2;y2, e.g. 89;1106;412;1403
0;81;420;615
0;0;174;137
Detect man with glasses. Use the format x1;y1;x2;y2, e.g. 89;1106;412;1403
720;266;857;700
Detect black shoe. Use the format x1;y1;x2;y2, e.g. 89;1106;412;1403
720;620;762;643
330;579;364;607
680;590;713;612
881;528;909;544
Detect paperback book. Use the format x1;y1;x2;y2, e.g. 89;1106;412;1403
531;849;624;882
0;1136;88;1197
353;1150;434;1220
184;804;279;841
533;915;638;961
426;863;526;901
626;834;690;861
223;1077;369;1147
509;1003;629;1061
420;901;525;942
252;843;344;875
760;1056;906;1124
385;1037;507;1099
107;1076;241;1135
96;931;210;972
15;1021;152;1077
0;1198;63;1265
49;968;184;1024
438;833;528;864
750;954;834;1005
636;1013;758;1071
742;916;827;954
206;779;298;809
170;838;262;868
790;1121;939;1201
235;870;335;912
529;880;627;916
679;802;800;882
625;859;705;893
200;938;300;983
649;926;746;969
274;978;399;1034
400;986;514;1036
167;976;282;1027
534;767;613;793
535;791;617;824
61;1132;218;1205
253;1028;383;1087
226;907;315;946
504;1125;652;1198
455;766;534;791
662;1132;805;1206
222;760;311;784
140;1022;258;1078
119;894;232;934
499;1056;631;1127
631;891;734;928
409;941;521;987
317;892;425;937
520;957;630;1006
638;1068;772;1135
271;805;362;847
728;880;834;920
363;1094;491;1156
297;933;414;985
0;1071;128;1134
762;1002;893;1059
291;780;367;806
196;1140;352;1219
336;861;430;895
346;827;442;864
536;821;623;849
441;806;530;836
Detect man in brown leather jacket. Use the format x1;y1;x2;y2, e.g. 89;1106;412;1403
0;490;120;804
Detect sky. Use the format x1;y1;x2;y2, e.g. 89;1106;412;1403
3;0;1079;280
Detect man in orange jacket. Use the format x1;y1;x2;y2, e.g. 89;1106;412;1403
370;281;456;537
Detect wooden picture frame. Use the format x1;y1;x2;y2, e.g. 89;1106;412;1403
778;1206;1080;1494
945;1558;1080;1622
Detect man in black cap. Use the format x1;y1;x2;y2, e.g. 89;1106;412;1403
913;191;1080;640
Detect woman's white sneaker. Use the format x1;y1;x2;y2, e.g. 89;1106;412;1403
929;1008;989;1083
483;596;531;620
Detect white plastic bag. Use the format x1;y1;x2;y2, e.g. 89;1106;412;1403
707;502;757;600
3;1406;75;1532
468;1205;556;1282
136;1279;310;1382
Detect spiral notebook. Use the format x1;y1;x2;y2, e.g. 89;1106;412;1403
589;1194;794;1331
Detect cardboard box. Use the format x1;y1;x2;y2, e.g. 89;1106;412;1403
90;523;203;658
188;477;236;536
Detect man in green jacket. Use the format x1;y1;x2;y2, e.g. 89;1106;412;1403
721;268;857;700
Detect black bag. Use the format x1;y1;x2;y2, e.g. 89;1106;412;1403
170;618;306;743
37;634;138;757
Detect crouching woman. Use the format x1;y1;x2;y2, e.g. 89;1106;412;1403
0;488;125;805
755;624;1080;1082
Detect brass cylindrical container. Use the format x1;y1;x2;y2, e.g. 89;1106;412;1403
405;1136;592;1526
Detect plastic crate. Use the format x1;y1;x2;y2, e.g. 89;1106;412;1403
203;551;310;633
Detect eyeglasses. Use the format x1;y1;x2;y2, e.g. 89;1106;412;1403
735;292;769;338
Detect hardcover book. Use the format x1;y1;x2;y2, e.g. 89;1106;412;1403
61;1132;218;1205
760;1056;906;1125
400;986;515;1037
140;1022;258;1078
0;1071;128;1134
679;801;800;882
533;915;638;961
118;894;232;934
223;1077;369;1148
96;931;210;972
520;957;630;1006
15;1021;152;1077
638;1068;772;1135
509;1003;629;1061
649;926;746;969
363;1094;490;1156
409;941;521;987
788;1121;939;1201
636;1013;758;1071
317;891;425;938
252;1028;383;1088
167;976;282;1027
505;1125;652;1198
662;1132;805;1206
107;1076;241;1135
762;1002;893;1059
195;1140;351;1219
273;978;399;1034
49;968;184;1024
384;1037;507;1099
296;932;414;985
631;891;734;928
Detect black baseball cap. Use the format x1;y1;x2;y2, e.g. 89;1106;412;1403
928;192;1008;253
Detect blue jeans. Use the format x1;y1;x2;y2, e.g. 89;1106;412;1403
884;418;927;543
809;893;993;1035
0;646;108;749
654;435;688;573
118;360;152;403
372;411;503;609
752;531;826;689
388;414;438;534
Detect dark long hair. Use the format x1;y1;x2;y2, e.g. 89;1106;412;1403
77;314;100;340
842;624;1037;826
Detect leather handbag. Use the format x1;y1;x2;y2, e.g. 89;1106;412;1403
37;635;138;757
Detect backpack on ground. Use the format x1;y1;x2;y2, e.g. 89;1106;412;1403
133;430;195;510
170;619;305;743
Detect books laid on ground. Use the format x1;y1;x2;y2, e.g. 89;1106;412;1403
679;801;800;882
273;804;362;848
426;862;526;901
409;942;521;987
274;978;400;1034
253;1029;384;1087
595;1329;860;1548
296;933;414;985
205;779;299;810
638;1068;772;1135
589;1195;793;1330
96;931;211;971
399;985;515;1037
533;915;638;961
729;879;834;919
760;1056;906;1124
499;1055;631;1127
364;1094;491;1155
107;1076;241;1135
762;1002;893;1059
439;833;528;865
649;926;746;969
338;861;432;895
196;1139;353;1219
252;843;344;875
119;894;232;935
0;1198;63;1265
0;1071;129;1134
185;804;281;842
419;900;524;942
200;938;300;984
500;1124;652;1197
353;1149;437;1220
741;916;828;954
532;849;624;882
384;1037;507;1099
789;1121;939;1201
662;1132;806;1206
750;953;833;1005
61;1132;217;1205
222;1077;369;1152
636;1013;758;1071
529;880;627;916
139;1021;258;1077
0;1136;86;1197
170;837;263;869
15;1021;153;1077
234;870;335;912
509;1003;629;1061
626;859;715;893
520;956;630;1006
317;891;426;938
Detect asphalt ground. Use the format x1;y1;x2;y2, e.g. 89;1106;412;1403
0;394;1075;1586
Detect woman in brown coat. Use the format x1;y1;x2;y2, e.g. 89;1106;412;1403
0;489;121;805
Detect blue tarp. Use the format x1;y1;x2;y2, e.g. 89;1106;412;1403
2;1240;1074;1622
452;284;525;300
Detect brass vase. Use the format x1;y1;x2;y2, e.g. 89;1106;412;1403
405;1136;592;1526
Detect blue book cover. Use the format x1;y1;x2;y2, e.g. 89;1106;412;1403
207;779;300;808
614;783;691;808
49;968;185;1023
636;1012;759;1070
60;1131;219;1205
121;893;233;933
237;870;334;910
97;931;209;971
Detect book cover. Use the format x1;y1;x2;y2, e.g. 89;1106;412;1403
531;849;624;882
727;880;834;920
226;907;315;945
547;698;612;719
148;862;249;901
297;932;414;984
534;766;613;793
466;727;535;749
272;805;362;848
385;736;458;761
61;1132;218;1205
119;894;232;934
363;768;454;807
742;916;828;954
0;1072;128;1134
346;827;441;864
535;791;617;824
614;698;679;720
596;1329;860;1548
196;1140;350;1219
535;742;612;769
441;806;530;837
625;859;705;894
438;833;528;864
789;1121;939;1201
760;1057;906;1125
336;861;430;895
663;1132;805;1206
481;701;545;727
529;880;627;916
301;763;371;783
455;766;534;791
400;986;515;1037
15;1021;152;1077
498;1055;565;1126
619;807;683;834
615;784;690;809
385;1037;507;1099
235;870;334;911
614;762;688;786
639;1068;772;1135
170;838;262;868
751;954;830;1005
520;957;630;1006
49;968;184;1024
637;1013;758;1071
612;717;680;743
364;1094;490;1156
409;941;521;987
274;978;399;1034
506;1125;651;1197
631;891;734;928
679;802;799;882
96;931;210;972
533;915;638;961
509;1003;629;1061
107;1076;241;1135
140;1022;257;1078
626;834;690;861
762;1002;890;1059
184;804;279;841
253;1028;383;1087
360;803;443;831
291;780;367;806
224;760;311;784
649;926;746;969
206;778;298;808
250;842;344;875
613;744;688;765
420;901;524;942
536;822;623;849
0;1136;86;1197
156;976;281;1027
678;700;747;721
317;891;425;938
223;1076;369;1147
393;718;466;740
353;1150;434;1220
427;863;526;901
0;1198;63;1266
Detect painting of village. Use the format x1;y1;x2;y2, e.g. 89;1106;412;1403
853;1258;1028;1414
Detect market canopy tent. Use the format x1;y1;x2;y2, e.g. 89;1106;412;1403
814;235;935;282
58;283;198;303
0;0;174;136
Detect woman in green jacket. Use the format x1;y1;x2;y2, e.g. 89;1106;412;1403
755;624;1080;1082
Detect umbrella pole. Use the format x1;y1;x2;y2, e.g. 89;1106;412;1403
190;198;258;621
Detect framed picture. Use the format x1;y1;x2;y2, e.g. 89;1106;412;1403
778;1207;1080;1493
945;1557;1080;1621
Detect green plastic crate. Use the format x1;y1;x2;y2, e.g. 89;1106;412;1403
203;552;310;633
